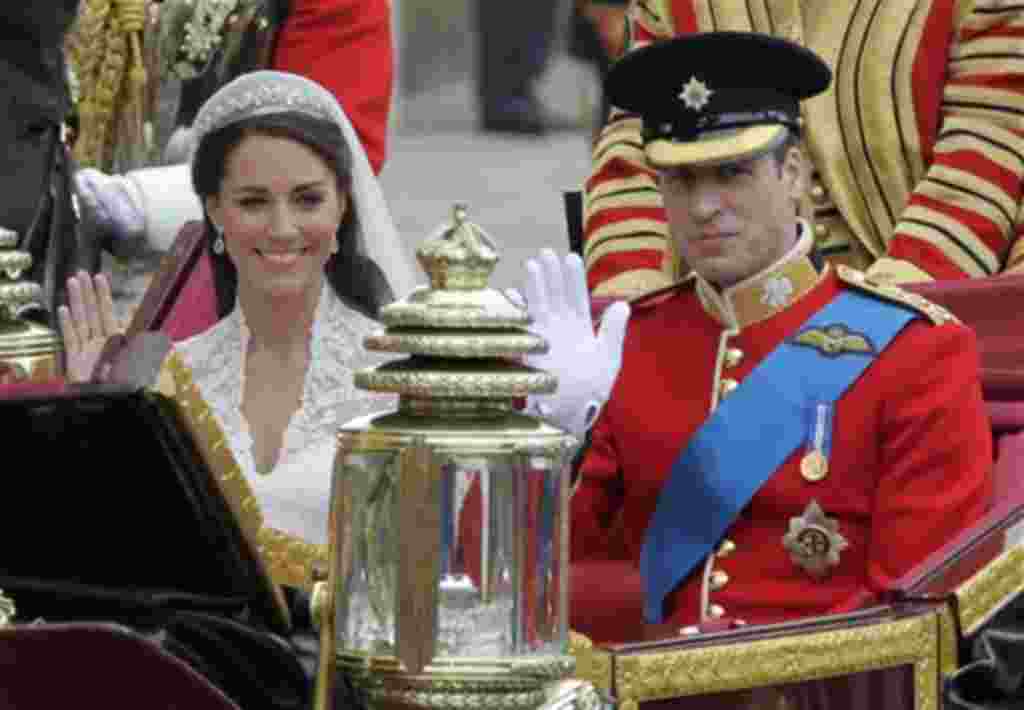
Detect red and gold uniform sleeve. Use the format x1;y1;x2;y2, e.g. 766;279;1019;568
841;320;992;608
273;0;393;175
873;1;1024;282
582;0;686;297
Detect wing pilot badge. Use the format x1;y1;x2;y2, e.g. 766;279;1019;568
679;76;713;111
782;500;848;579
790;323;876;358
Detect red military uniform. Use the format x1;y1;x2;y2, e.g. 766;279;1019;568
583;0;1024;294
571;232;993;642
273;0;393;174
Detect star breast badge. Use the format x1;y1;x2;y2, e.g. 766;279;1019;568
790;323;876;358
679;76;713;112
782;500;849;579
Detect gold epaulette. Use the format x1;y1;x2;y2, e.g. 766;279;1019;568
836;265;959;326
627;272;697;311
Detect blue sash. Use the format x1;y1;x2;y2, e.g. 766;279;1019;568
639;290;918;623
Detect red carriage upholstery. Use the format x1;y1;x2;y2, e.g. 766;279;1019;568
0;623;239;710
125;220;217;342
910;275;1024;401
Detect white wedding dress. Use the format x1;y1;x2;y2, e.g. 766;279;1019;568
177;283;393;548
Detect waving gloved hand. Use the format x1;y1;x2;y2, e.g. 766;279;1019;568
57;270;123;383
74;167;147;246
516;249;630;438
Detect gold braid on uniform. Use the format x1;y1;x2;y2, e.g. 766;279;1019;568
836;265;958;326
68;0;151;170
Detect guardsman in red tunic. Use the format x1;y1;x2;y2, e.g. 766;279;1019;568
525;33;993;644
583;0;1024;296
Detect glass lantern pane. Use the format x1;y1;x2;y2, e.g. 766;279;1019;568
335;451;403;654
442;453;569;658
334;447;571;662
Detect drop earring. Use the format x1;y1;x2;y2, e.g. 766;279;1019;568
212;225;225;255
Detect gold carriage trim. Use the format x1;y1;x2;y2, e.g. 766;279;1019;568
568;631;614;695
955;543;1024;636
157;352;303;612
836;265;957;325
257;527;327;591
612;611;943;709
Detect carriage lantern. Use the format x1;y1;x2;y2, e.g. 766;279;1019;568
314;205;605;709
0;226;62;383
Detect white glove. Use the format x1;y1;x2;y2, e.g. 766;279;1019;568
74;167;147;246
518;249;631;438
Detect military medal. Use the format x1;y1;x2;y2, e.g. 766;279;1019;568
800;450;828;482
801;401;833;482
782;500;848;579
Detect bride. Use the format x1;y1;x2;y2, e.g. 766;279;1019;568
59;70;413;588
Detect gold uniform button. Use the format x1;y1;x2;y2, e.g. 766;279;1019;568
717;539;736;557
810;184;827;203
723;347;744;368
720;379;739;397
708;604;726;619
710;570;729;590
814;222;830;240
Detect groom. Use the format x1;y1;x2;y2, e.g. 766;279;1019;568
524;32;992;642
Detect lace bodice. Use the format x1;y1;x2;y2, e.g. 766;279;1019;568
177;283;392;545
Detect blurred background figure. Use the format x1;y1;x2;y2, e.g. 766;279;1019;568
567;0;628;130
473;0;626;135
475;0;572;135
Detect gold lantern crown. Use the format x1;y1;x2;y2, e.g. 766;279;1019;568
357;204;556;415
416;203;499;291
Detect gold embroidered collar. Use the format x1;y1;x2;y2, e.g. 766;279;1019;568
696;221;824;330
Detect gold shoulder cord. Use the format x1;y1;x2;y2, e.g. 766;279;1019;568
68;0;150;170
836;265;958;326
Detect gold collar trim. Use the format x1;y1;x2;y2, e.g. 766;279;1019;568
696;221;823;329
